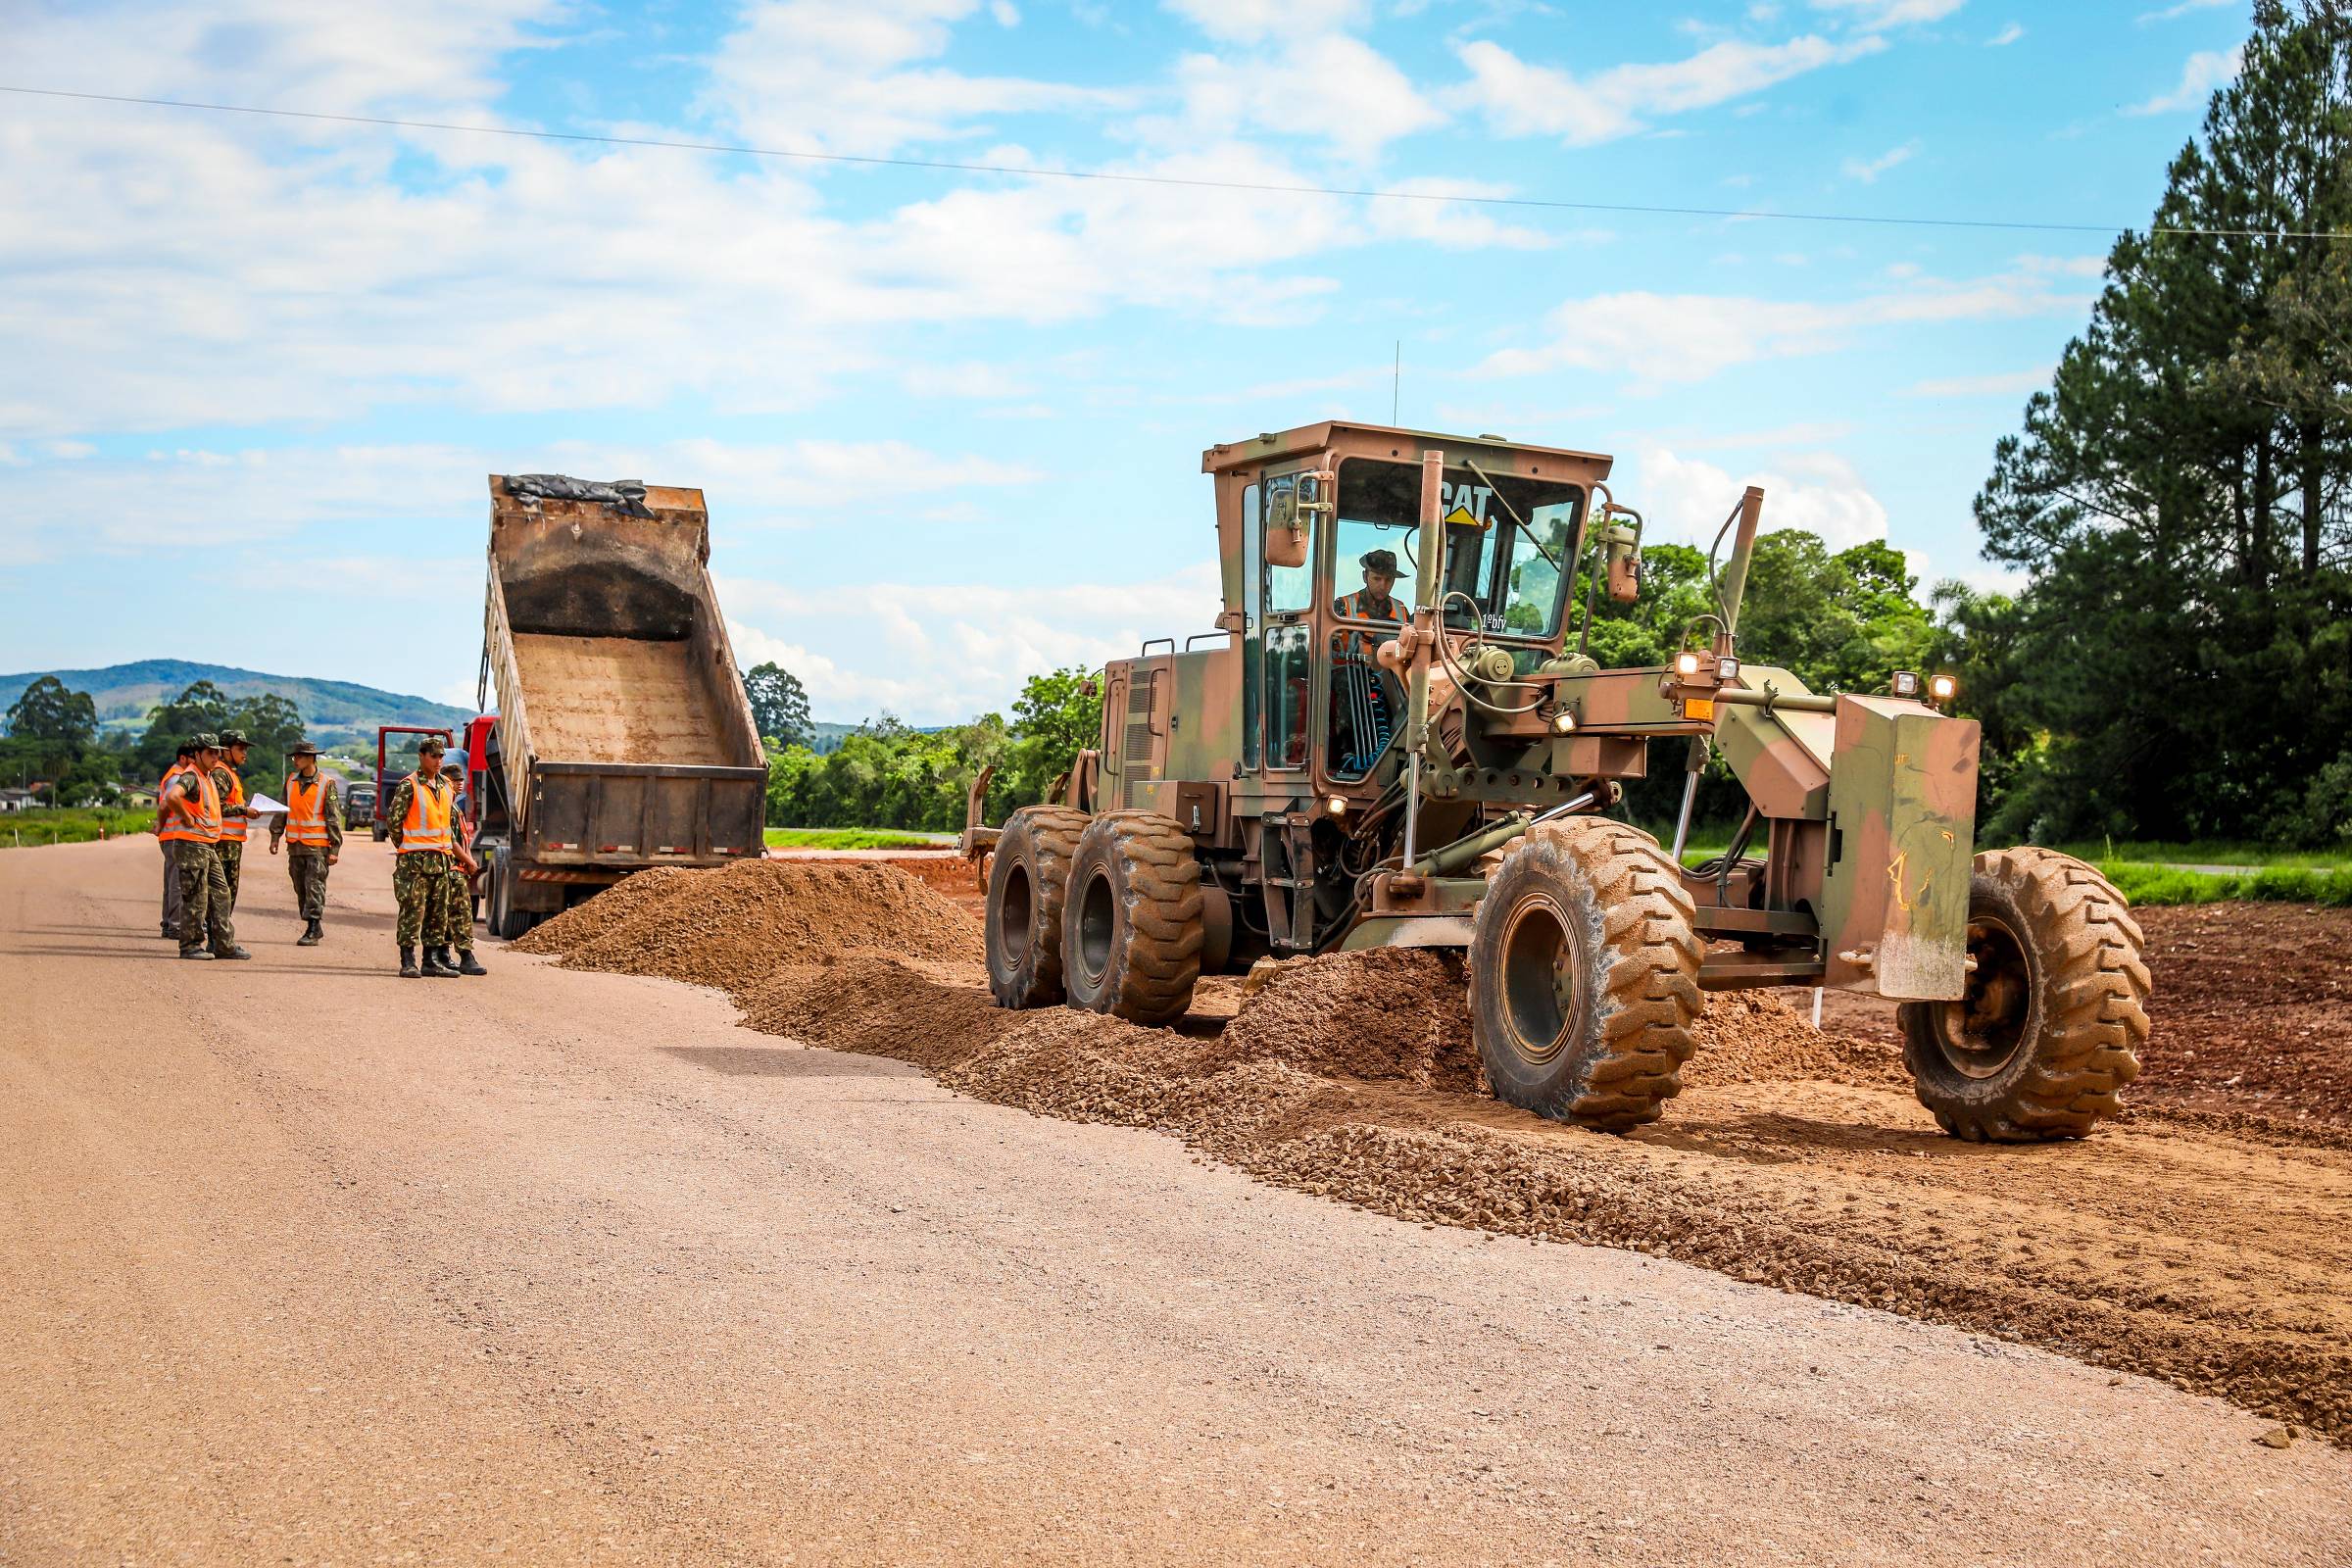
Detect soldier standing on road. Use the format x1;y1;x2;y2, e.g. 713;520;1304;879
163;733;249;961
156;740;197;939
427;763;488;976
209;728;261;913
386;735;459;979
270;741;341;946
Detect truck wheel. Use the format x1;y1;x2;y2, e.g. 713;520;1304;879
488;849;532;940
986;806;1091;1008
1061;811;1204;1027
1898;848;2149;1142
1468;818;1704;1132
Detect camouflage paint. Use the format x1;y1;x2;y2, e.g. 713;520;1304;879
1817;696;1982;999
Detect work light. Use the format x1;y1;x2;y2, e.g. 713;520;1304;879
1675;651;1703;677
1930;673;1958;702
1891;670;1922;698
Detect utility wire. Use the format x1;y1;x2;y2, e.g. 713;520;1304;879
3;82;2345;241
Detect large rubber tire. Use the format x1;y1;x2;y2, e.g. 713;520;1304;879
985;806;1091;1009
489;848;533;941
1898;848;2150;1143
1061;811;1204;1027
1467;818;1704;1132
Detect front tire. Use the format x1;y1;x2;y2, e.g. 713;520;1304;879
985;806;1091;1008
1061;812;1204;1026
1898;848;2149;1142
1468;818;1704;1131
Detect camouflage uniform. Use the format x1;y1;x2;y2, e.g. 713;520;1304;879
210;760;248;911
386;770;455;949
168;763;240;956
270;765;343;922
437;768;476;956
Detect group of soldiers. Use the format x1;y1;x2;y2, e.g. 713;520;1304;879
154;729;486;979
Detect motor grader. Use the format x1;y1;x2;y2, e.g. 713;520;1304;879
965;420;2151;1141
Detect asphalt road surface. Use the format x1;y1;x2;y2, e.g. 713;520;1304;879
5;836;2348;1565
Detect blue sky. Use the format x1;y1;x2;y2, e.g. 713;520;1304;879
0;0;2253;723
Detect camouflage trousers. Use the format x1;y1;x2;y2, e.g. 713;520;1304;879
393;851;452;947
175;841;235;953
214;839;243;910
436;865;475;952
162;839;183;933
287;848;331;920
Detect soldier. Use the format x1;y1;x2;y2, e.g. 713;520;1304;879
163;733;249;960
385;735;459;979
269;740;341;946
209;727;262;912
427;763;487;976
156;740;197;938
1333;547;1409;659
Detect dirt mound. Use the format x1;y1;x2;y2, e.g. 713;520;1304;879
516;860;980;990
513;861;2352;1444
1214;949;1484;1091
1683;991;1906;1090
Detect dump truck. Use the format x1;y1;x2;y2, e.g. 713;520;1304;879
968;420;2152;1143
471;474;767;938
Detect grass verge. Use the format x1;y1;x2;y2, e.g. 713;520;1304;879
0;808;156;847
764;826;952;851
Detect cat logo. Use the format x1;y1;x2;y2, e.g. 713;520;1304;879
1441;479;1494;529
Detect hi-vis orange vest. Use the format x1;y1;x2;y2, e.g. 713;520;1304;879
284;773;332;848
160;765;221;844
215;766;248;842
399;773;453;855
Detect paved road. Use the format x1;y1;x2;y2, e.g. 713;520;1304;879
5;837;2347;1565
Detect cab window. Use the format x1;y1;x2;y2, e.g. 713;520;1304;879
1333;458;1580;638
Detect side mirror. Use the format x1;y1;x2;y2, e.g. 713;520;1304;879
1603;522;1642;603
1264;473;1312;569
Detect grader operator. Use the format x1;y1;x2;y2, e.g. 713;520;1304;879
966;420;2150;1143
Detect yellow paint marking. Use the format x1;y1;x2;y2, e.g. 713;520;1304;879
1886;849;1912;911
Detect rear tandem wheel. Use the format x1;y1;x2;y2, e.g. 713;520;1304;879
985;806;1092;1008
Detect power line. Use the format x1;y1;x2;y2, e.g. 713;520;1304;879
2;82;2344;242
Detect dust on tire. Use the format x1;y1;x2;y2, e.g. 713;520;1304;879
985;806;1091;1009
1060;810;1204;1027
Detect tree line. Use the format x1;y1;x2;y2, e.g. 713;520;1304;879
3;676;310;805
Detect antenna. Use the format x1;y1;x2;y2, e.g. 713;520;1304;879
1392;340;1400;425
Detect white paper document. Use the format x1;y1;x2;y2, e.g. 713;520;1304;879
245;793;290;815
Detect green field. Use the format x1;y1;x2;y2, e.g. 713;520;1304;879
763;827;954;851
0;808;156;847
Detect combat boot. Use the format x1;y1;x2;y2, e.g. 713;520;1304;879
420;947;457;978
400;946;420;979
214;946;252;960
297;919;322;947
454;950;487;976
179;944;213;960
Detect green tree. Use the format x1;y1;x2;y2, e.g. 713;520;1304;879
1973;0;2352;843
225;692;307;786
743;662;813;749
136;679;231;779
5;676;98;748
1001;666;1104;807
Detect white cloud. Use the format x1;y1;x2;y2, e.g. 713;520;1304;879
701;0;1128;159
1453;32;1886;146
722;562;1225;723
1163;0;1368;44
1903;368;2050;397
1163;34;1446;162
2137;0;2231;22
1841;140;1919;182
1810;0;1967;27
1482;268;2088;390
1635;443;1888;552
1361;178;1553;250
1986;22;2024;45
2126;45;2243;116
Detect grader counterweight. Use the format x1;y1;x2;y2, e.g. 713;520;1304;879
968;419;2151;1142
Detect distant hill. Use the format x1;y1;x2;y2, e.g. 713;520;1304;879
0;660;473;745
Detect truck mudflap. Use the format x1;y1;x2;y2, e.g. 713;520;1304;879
1818;696;1981;1000
523;760;768;868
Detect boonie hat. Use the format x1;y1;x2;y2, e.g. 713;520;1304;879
1360;548;1400;575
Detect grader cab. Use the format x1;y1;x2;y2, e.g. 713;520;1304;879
970;420;2150;1142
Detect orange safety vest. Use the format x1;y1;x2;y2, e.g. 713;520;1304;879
1332;589;1406;660
399;773;453;855
284;773;332;848
159;765;221;844
216;766;248;842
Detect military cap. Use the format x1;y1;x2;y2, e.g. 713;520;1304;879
194;731;221;752
287;740;320;758
1359;548;1400;575
217;728;250;749
417;734;447;756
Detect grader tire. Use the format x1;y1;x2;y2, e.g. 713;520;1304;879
1061;811;1204;1027
1898;848;2150;1143
985;806;1091;1009
1467;818;1704;1132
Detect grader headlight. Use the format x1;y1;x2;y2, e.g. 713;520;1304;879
1891;669;1923;699
1551;710;1577;735
1675;651;1704;678
1930;673;1958;703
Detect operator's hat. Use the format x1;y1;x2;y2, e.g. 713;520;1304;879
1359;548;1400;575
287;740;319;758
193;731;221;752
217;727;250;749
416;734;447;756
